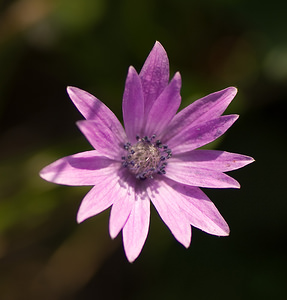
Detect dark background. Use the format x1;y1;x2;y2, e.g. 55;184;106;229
0;0;286;299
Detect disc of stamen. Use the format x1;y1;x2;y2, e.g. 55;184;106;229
122;135;172;180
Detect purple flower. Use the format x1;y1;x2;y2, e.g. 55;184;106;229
40;41;254;262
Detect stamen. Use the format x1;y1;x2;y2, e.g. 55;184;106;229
122;135;172;180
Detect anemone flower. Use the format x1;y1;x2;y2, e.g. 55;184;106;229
40;41;254;262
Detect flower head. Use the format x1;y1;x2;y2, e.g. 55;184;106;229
40;41;254;262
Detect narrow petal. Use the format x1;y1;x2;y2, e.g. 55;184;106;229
167;115;239;154
147;180;191;248
122;66;144;143
145;72;182;137
76;170;123;223
165;162;240;188
77;120;124;160
164;179;230;236
139;41;169;115
109;175;136;239
173;150;255;172
122;186;150;263
163;87;237;141
67;87;126;141
39;151;119;185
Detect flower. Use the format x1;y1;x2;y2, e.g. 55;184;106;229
40;41;254;262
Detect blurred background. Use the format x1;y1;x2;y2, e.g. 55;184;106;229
0;0;286;299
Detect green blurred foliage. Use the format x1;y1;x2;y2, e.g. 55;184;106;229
0;0;286;299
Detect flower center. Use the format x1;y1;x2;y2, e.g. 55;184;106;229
122;135;172;180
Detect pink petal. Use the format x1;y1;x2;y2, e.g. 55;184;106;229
147;180;191;248
164;179;230;236
122;187;150;263
77;120;124;160
139;41;169;116
167;115;239;154
67;87;126;141
76;170;123;223
145;72;182;137
172;150;255;172
39;150;119;185
122;66;145;143
165;161;240;188
162;87;237;141
109;175;136;239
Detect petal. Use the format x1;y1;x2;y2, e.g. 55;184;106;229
109;175;136;239
122;66;145;143
39;150;119;185
164;179;230;236
167;115;239;154
145;72;182;137
147;179;191;248
139;41;169;115
122;186;150;263
76;169;125;223
165;161;240;188
77;120;124;160
173;150;255;172
163;87;237;141
67;87;126;141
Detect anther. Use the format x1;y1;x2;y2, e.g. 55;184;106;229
156;140;161;147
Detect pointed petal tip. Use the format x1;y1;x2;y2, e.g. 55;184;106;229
39;165;55;183
231;178;241;189
154;40;166;50
124;247;140;263
39;169;47;181
222;228;230;236
174;71;182;81
215;223;230;236
125;247;142;263
109;231;117;240
128;65;137;73
229;113;240;123
109;217;118;239
147;41;168;64
76;217;83;224
76;119;90;131
183;238;191;248
223;230;230;236
75;120;85;131
227;86;238;95
77;210;93;224
127;66;141;82
201;223;230;237
126;255;136;264
126;65;140;81
109;217;123;240
76;212;85;224
213;230;230;237
75;119;84;126
243;156;255;167
66;85;79;96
